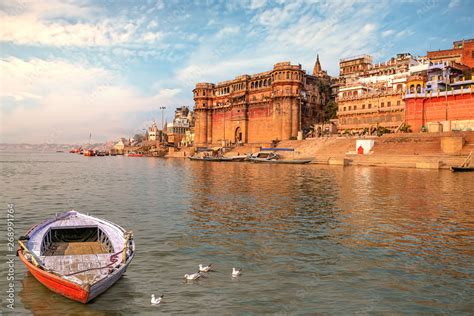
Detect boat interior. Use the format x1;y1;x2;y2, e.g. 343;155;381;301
253;152;278;159
41;226;114;256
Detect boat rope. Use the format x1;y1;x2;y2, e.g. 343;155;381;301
64;247;126;277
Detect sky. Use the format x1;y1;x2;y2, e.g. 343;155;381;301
0;0;473;144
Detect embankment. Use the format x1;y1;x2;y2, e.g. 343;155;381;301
227;131;474;169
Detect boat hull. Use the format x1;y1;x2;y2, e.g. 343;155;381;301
19;249;133;303
249;158;312;164
19;250;89;303
450;166;474;172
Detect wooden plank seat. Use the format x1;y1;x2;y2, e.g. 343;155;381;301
42;254;118;284
44;242;109;256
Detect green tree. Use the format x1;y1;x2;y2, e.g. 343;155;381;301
324;100;338;122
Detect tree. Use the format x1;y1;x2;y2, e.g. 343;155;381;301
133;133;145;143
324;100;338;122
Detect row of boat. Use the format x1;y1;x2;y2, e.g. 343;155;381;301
189;151;313;164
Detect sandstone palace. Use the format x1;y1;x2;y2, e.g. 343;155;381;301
193;57;331;146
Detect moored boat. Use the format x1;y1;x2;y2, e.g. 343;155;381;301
249;151;312;164
450;166;474;172
18;210;134;303
451;152;473;172
83;149;95;157
127;152;144;157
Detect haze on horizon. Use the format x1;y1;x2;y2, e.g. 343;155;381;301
1;0;472;144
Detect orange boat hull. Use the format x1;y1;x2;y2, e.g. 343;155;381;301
18;250;89;303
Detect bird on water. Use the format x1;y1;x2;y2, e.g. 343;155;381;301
199;264;213;272
232;268;242;278
151;294;163;305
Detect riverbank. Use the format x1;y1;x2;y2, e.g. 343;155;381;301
223;131;474;169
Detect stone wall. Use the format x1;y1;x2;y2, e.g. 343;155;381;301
405;91;474;132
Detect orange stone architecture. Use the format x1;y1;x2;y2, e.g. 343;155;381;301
336;53;425;134
193;59;331;146
427;39;474;68
404;62;474;132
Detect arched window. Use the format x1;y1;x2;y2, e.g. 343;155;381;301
410;85;414;93
416;84;421;93
251;82;254;89
286;72;290;79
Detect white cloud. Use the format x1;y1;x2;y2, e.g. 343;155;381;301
382;29;395;37
249;0;267;10
448;0;460;9
0;0;163;47
215;26;240;38
0;57;183;143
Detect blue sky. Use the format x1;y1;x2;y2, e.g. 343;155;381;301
1;0;473;143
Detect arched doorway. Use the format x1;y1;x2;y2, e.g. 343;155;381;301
235;127;242;144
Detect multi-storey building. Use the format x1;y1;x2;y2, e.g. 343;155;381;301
148;120;159;141
336;53;425;134
404;61;474;132
167;106;194;146
427;38;474;69
193;58;331;146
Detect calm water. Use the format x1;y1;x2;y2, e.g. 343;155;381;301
1;152;473;315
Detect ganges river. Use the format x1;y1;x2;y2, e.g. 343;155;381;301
1;151;473;315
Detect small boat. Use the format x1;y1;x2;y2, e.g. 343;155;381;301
228;155;249;162
83;150;95;157
450;166;474;172
18;210;134;303
188;156;227;161
451;152;473;172
127;152;144;157
249;152;312;164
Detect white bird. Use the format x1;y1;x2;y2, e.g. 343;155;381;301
199;264;212;272
151;294;163;305
184;271;201;281
232;267;242;278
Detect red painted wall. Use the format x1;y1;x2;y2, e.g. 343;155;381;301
405;93;474;131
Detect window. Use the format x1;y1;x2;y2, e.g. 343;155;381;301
362;104;365;109
397;100;400;106
348;106;352;110
368;104;372;109
344;107;346;111
472;50;474;58
354;106;357;110
381;102;384;108
387;101;391;107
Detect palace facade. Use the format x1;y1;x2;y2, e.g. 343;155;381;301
193;58;331;146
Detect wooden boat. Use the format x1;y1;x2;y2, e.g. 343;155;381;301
18;210;134;304
451;152;473;172
249;152;312;164
83;150;95;157
228;155;249;162
450;166;474;172
127;152;144;157
188;156;230;161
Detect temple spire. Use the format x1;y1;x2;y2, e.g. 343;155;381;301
312;54;322;76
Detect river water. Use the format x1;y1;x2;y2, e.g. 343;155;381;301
1;152;473;315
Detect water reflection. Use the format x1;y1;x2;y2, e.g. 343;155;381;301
1;153;473;314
